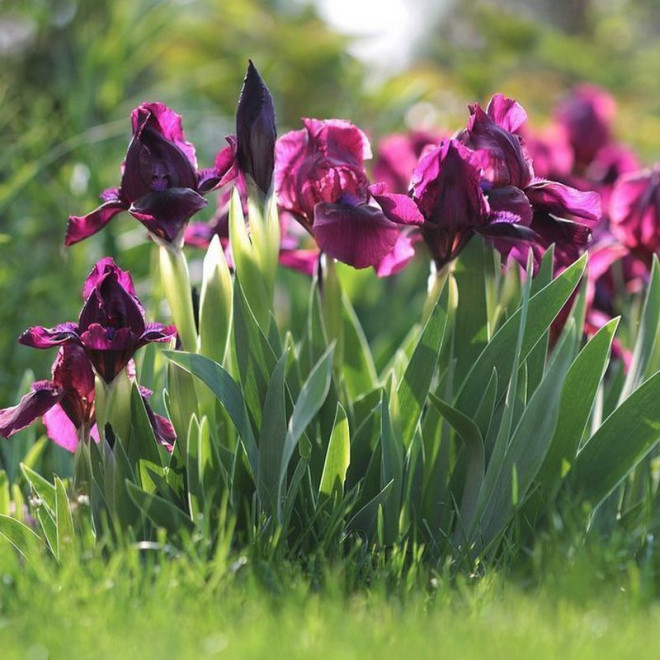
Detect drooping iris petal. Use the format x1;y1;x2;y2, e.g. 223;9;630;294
375;232;419;277
42;404;81;452
369;186;425;226
0;382;63;438
313;202;401;269
525;179;601;222
65;200;126;246
19;323;79;349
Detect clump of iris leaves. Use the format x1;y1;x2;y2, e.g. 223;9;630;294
2;93;660;586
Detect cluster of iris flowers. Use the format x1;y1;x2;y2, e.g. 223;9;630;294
2;62;659;452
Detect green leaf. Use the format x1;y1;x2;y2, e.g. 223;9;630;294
535;318;618;505
198;234;233;365
165;351;258;475
233;278;278;426
258;353;289;515
319;403;350;500
452;237;490;387
571;369;660;507
456;253;586;417
278;346;335;518
396;284;449;448
0;514;47;562
128;382;163;468
429;394;485;543
345;480;394;538
55;477;75;561
166;363;200;447
21;464;56;516
126;481;194;535
229;187;271;330
477;322;578;549
620;255;660;402
380;391;403;545
341;292;377;398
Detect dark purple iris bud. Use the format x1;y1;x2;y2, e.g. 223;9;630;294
0;344;96;452
554;84;616;169
66;103;233;248
236;60;277;196
373;130;443;195
610;167;660;264
19;259;177;384
410;139;490;269
275;117;423;272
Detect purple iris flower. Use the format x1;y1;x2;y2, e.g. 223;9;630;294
0;345;176;452
275;118;423;272
610;166;660;265
0;344;96;451
459;94;601;269
410;138;490;269
373;130;443;195
66;103;233;247
19;258;177;384
554;84;616;170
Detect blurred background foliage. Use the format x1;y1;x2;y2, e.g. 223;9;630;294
0;0;658;403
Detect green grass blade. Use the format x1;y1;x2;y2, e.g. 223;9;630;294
0;514;47;562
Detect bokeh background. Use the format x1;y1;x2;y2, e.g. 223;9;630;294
1;0;659;403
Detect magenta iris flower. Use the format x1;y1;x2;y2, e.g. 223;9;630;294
0;344;96;451
410;139;491;268
19;258;177;384
610;166;660;264
459;94;601;269
66;103;233;247
275;118;423;271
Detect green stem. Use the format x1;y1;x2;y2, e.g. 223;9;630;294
159;244;198;352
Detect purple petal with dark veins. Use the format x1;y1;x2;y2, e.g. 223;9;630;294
370;188;424;226
19;323;80;349
486;94;528;133
83;257;136;300
313;202;400;269
486;185;534;227
525;179;601;222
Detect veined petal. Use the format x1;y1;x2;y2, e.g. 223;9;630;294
0;383;63;438
141;323;178;344
370;188;424;226
486;94;528;133
65;201;126;246
313;202;400;269
302;118;372;164
526;179;601;222
19;323;80;349
375;231;419;277
83;257;136;300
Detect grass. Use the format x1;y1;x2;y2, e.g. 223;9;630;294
1;535;659;660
